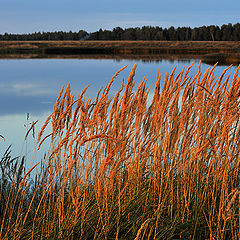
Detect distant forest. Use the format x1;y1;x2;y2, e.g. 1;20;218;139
1;23;240;41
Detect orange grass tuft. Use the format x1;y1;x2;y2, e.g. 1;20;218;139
1;62;240;239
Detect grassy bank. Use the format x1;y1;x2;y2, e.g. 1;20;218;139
1;41;240;64
1;63;240;239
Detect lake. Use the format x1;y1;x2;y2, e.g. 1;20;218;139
0;57;237;161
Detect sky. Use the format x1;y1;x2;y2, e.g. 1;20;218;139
0;0;240;34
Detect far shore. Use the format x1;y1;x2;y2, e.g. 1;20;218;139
1;40;240;65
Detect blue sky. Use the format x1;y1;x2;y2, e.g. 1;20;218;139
0;0;239;33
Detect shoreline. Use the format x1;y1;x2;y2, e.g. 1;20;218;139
0;41;240;65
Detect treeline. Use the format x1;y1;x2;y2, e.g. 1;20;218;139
1;23;240;41
0;30;88;41
89;23;240;41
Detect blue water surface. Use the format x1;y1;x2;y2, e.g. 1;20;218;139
0;58;236;162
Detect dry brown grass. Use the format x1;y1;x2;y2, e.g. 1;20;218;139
1;40;240;50
1;41;240;65
1;62;240;239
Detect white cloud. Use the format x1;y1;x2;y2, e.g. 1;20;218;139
112;20;159;26
12;83;37;90
0;82;56;96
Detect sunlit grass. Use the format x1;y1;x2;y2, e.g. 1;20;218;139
1;62;240;239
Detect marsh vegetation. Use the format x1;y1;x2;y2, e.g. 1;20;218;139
1;63;240;239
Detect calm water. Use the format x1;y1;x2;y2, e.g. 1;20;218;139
0;58;237;160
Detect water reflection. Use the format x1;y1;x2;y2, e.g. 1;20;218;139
0;112;48;159
3;53;239;66
0;58;237;159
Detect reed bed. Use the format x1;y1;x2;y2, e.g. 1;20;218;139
1;62;240;239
